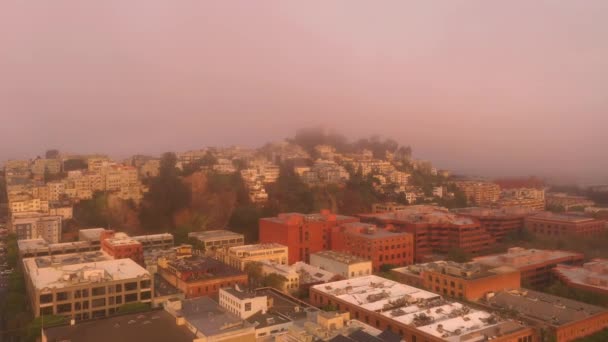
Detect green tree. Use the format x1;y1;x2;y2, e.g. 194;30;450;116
25;315;67;342
262;273;288;291
245;262;264;288
139;152;191;231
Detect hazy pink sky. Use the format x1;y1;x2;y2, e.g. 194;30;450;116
1;1;607;183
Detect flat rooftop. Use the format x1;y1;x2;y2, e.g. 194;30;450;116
453;207;534;218
179;297;252;336
18;239;94;253
312;276;528;341
23;253;149;290
293;262;338;284
312;250;370;265
362;206;476;226
229;243;287;252
392;261;519;280
473;247;583;268
340;222;410;239
255;287;315;321
78;228;108;241
527;211;597;223
103;232;142;247
43;309;194;342
132;233;174;242
188;229;244;241
262;212;357;224
487;289;607;326
553;259;608;292
167;256;244;280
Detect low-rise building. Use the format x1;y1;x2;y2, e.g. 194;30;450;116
553;259;608;296
132;233;174;250
391;261;521;301
49;204;73;220
18;238;98;258
525;212;606;238
42;309;196;342
260;261;340;294
310;275;536;342
371;202;407;213
165;296;256;342
101;232;144;265
220;243;288;271
473;247;584;287
158;256;247;298
310;250;372;279
188;230;245;253
78;228;108;247
483;289;608;342
22;251;152;320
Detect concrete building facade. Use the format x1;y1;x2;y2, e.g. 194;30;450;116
310;250;372;279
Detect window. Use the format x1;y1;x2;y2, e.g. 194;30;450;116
141;291;151;300
245;302;252;311
125;293;138;303
92;286;106;296
57;303;72;313
56;291;68;301
125;282;138;291
40;294;53;304
92;298;106;308
40;307;53;316
116;296;123;305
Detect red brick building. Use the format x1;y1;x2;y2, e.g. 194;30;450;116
454;207;535;241
330;222;413;272
474;247;584;288
158;256;247;298
259;210;359;264
361;206;495;262
525;212;606;238
100;231;144;265
553;259;608;297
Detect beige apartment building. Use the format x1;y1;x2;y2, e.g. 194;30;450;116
219;243;288;270
309;250;372;279
8;195;49;214
11;212;62;243
23;252;152;320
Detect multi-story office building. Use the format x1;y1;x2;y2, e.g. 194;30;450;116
331;223;414;272
473;247;584;287
361;206;495;262
453;207;536;242
188;230;245;253
22;251;152;320
525;212;606;238
484;289;608;342
391;261;521;301
219;243;288;270
259;210;359;264
310;276;536;342
553;259;608;296
497;188;545;211
158;256;247;298
11;212;62;243
453;181;501;206
310;250;372;279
